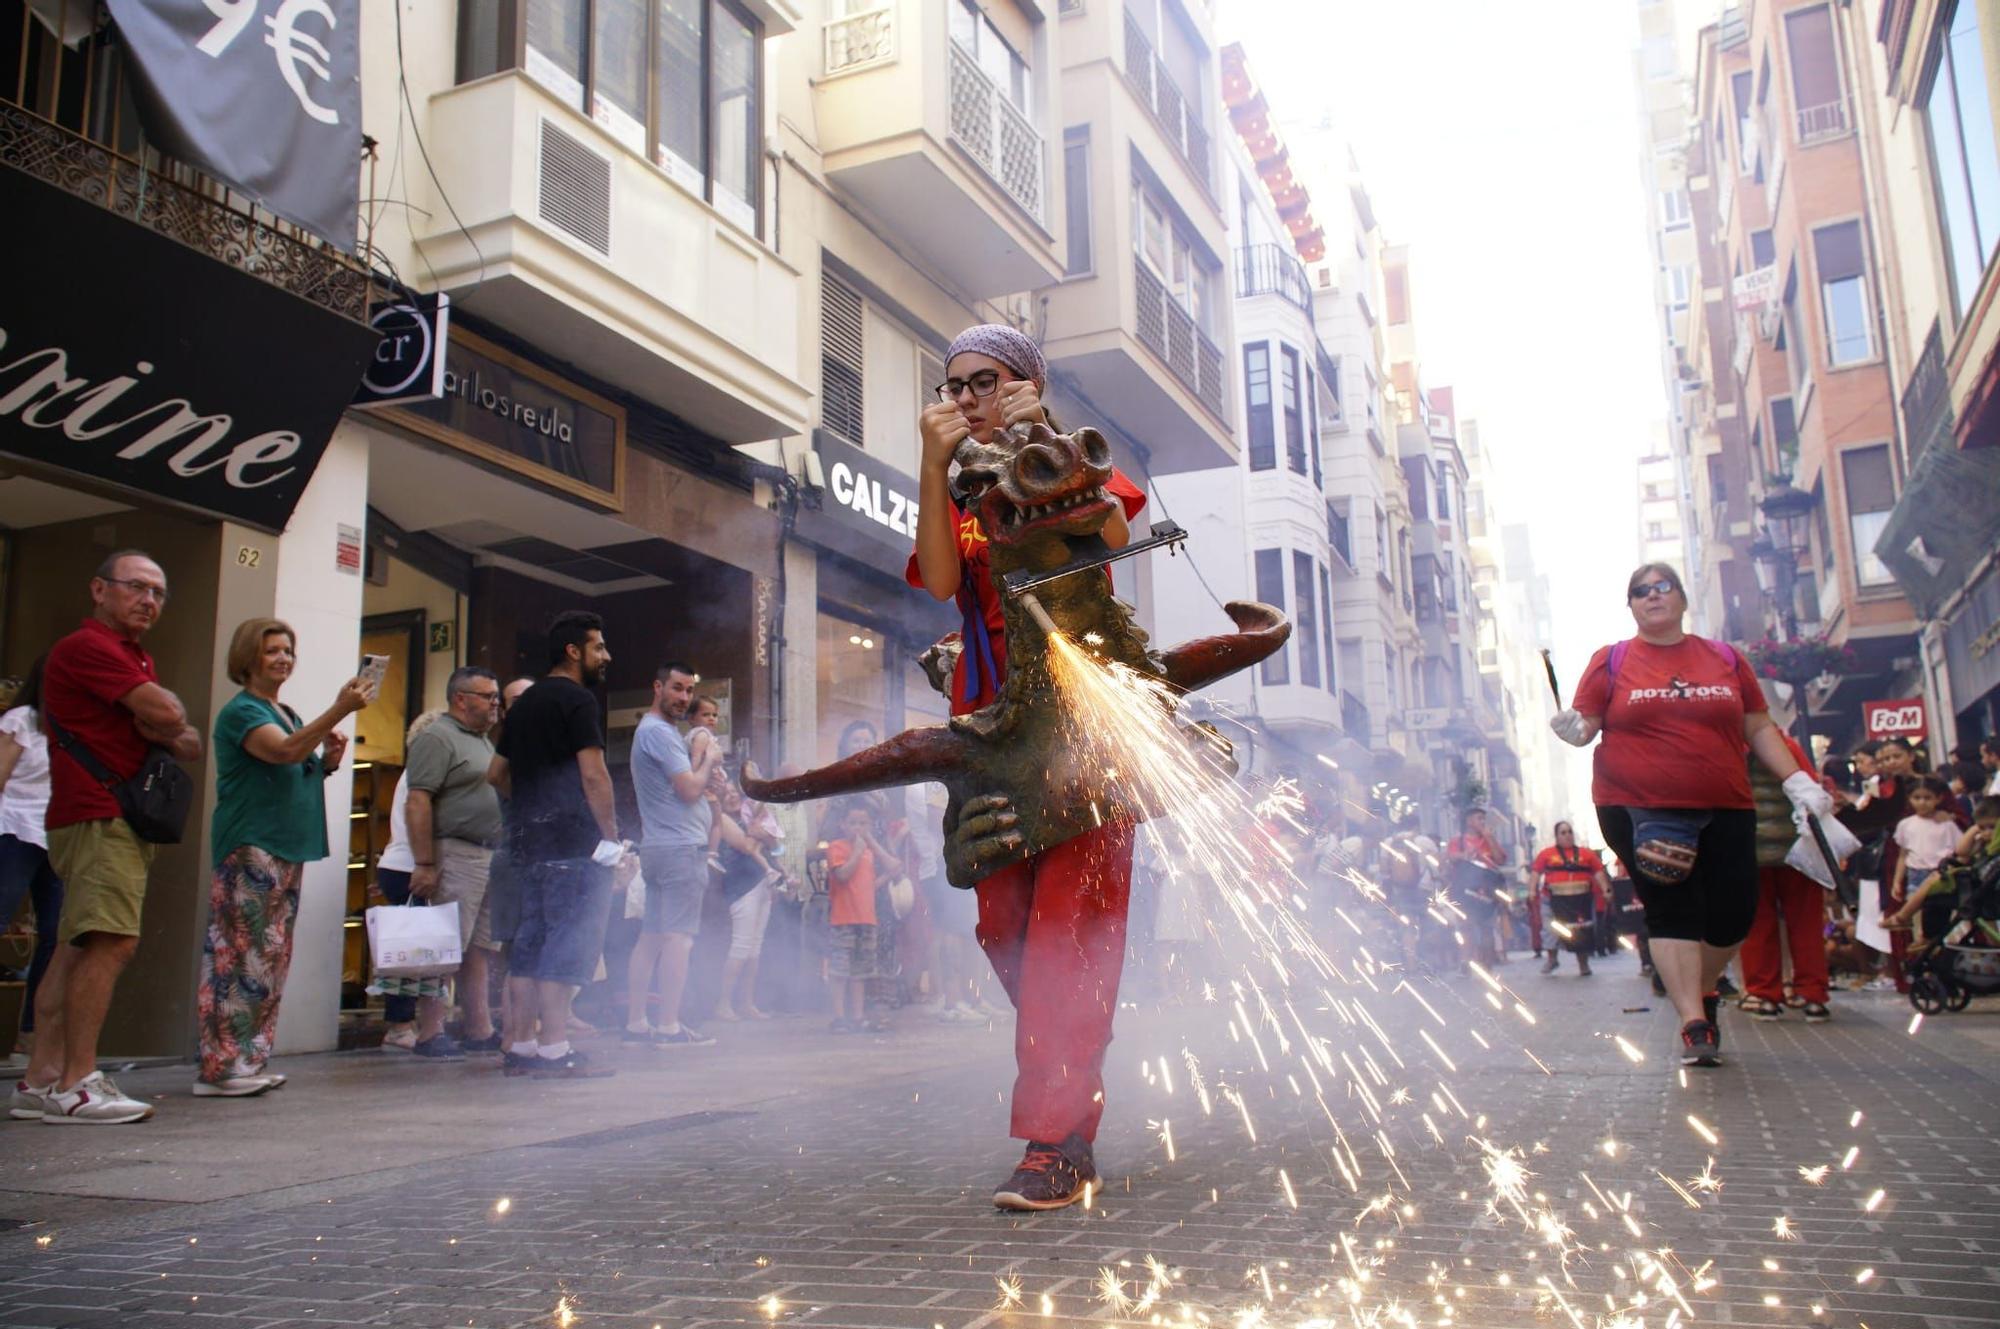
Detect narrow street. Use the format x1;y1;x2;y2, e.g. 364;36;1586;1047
3;955;1994;1329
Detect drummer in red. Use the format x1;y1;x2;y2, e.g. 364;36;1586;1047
1529;823;1610;976
907;324;1145;1212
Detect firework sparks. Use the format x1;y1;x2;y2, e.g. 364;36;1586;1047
1798;1165;1830;1185
993;1274;1023;1310
1773;1216;1798;1240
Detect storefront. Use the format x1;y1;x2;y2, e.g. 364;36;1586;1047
0;113;380;1056
794;432;955;764
336;316;783;1033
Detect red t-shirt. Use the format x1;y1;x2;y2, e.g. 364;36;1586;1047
1531;845;1603;885
905;468;1146;716
1574;636;1768;810
824;838;877;927
43;618;159;829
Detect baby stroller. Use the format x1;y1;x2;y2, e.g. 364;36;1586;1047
1906;851;2000;1015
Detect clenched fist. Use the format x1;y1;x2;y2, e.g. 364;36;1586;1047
920;401;972;471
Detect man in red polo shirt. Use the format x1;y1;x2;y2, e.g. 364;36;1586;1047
15;551;201;1125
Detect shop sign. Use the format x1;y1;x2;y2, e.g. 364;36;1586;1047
0;167;379;533
383;329;625;510
1944;567;2000;709
795;430;922;574
1861;698;1926;739
1405;708;1449;731
1732;266;1778;311
353;293;450;408
335;523;363;575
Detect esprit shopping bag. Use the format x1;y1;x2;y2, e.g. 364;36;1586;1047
365;900;463;979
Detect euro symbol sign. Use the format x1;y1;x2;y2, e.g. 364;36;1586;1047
265;0;342;126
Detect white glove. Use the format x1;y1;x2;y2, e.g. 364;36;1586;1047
1549;708;1594;747
1782;771;1835;819
591;838;626;867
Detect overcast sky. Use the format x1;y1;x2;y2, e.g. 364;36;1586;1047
1226;0;1722;810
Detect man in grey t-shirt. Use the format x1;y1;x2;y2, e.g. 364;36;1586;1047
626;661;720;1046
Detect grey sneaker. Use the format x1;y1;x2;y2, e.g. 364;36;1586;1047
43;1072;154;1123
10;1080;56;1121
412;1034;465;1061
191;1076;275;1098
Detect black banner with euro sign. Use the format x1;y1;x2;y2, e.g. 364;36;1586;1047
0;165;381;532
105;0;363;251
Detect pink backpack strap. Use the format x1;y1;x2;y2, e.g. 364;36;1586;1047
1608;636;1736;688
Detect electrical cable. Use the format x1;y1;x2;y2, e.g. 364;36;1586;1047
394;1;485;287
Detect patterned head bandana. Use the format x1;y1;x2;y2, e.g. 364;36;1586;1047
945;323;1047;386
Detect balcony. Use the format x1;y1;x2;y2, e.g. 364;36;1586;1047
412;74;809;443
1122;8;1211;195
1795;97;1852;146
1341;691;1372;744
815;0;1060;296
1134;257;1227;415
1235;243;1312;313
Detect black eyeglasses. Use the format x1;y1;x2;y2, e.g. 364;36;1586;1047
103;577;169;604
456;689;500;702
1628;580;1677;601
934;370;1003;403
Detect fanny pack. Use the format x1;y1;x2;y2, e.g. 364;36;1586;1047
45;715;194;845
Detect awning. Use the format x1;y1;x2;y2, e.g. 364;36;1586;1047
1875;431;2000;617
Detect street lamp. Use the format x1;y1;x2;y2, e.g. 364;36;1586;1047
1751;481;1816;638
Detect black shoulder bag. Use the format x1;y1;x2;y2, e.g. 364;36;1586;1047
44;715;194;845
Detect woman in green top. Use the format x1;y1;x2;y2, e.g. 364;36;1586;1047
195;618;373;1097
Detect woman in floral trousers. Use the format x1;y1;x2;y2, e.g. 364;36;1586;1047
197;619;372;1097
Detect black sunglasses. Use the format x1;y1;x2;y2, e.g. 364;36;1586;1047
1628;580;1677;601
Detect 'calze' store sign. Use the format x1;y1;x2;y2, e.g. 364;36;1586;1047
797;431;923;572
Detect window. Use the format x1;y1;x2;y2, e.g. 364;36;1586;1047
1294;551;1321;687
1780;264;1812;397
472;1;766;235
1281;345;1306;474
1306;363;1322;489
1667;264;1692;309
1784;5;1847;140
819;271;865;445
1732;70;1756;167
1323;354;1344;425
1814;221;1874;365
1063;130;1092;276
1749;228;1776;269
1660;188;1691;230
1646;521;1666;540
1770;396;1799;475
1245;343;1274;471
951;0;1031;113
1924;0;2000;320
1255;549;1289;684
1373;503;1388;574
1402;457;1429;520
1327;500;1352;566
1319;565;1336;694
1841;444;1897;586
1433;463;1450;519
1706;453;1727;508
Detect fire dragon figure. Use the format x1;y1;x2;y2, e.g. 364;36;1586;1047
742;421;1289;884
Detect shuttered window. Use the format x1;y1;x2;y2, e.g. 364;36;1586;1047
1841;444;1896;587
821;272;866;445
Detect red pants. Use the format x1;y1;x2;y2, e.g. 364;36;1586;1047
1741;864;1830;1003
975;821;1134;1144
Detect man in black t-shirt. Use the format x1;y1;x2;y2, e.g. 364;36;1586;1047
488;610;620;1079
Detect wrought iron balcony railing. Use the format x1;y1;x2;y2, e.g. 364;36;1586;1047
1234;243;1312;313
823;5;894;77
3;20;370;323
947;38;1045;224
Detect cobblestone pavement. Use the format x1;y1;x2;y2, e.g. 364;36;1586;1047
1;952;1995;1329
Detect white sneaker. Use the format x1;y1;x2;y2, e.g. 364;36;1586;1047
191;1076;274;1098
9;1080;56;1121
41;1072;153;1124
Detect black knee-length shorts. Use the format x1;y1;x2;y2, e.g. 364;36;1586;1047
1596;806;1758;947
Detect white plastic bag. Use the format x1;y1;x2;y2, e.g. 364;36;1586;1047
1785;811;1861;892
365;901;462;979
623;867;648;921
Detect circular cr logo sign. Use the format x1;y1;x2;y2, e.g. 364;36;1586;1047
363;303;433;397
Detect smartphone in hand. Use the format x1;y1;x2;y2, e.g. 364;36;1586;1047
358;653;390;694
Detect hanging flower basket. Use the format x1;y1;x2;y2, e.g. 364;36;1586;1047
1741;635;1857;682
